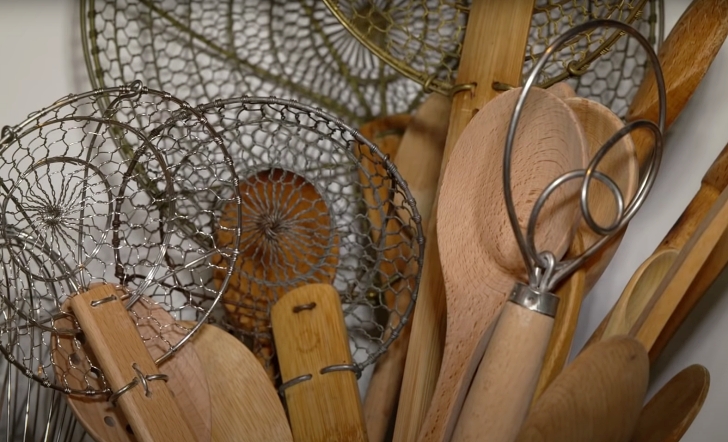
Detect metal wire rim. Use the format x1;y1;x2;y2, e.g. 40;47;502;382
502;18;666;293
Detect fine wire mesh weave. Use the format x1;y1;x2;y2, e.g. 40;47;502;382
0;83;241;395
323;0;663;118
80;0;427;125
169;97;426;382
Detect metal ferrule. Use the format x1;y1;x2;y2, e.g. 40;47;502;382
508;282;559;317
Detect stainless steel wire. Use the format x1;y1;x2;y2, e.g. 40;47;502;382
502;19;666;294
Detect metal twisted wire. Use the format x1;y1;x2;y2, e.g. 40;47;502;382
166;96;425;382
503;19;666;293
80;0;427;125
0;82;241;394
323;0;664;118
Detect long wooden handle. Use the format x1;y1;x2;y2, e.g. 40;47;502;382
363;94;449;442
452;295;555;442
69;284;196;442
271;284;367;442
627;0;728;165
396;2;536;441
516;336;649;442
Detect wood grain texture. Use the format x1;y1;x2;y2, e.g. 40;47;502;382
585;140;728;359
627;0;728;165
69;285;195;442
532;232;586;402
452;301;555;442
362;94;450;442
213;168;339;380
272;284;367;442
631;364;710;442
180;322;294;442
394;3;535;440
53;296;211;442
546;82;577;101
516;336;649;442
424;86;588;442
631;184;728;353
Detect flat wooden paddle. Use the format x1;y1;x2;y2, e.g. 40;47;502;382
630;364;710;442
361;94;450;442
515;336;649;442
272;284;367;442
394;3;536;441
435;86;588;442
179;322;294;442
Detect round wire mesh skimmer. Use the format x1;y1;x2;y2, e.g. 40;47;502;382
177;96;425;383
323;0;664;118
80;0;427;126
0;79;241;437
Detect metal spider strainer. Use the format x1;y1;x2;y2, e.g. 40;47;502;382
323;0;664;117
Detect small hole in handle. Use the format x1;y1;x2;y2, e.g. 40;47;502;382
104;416;115;427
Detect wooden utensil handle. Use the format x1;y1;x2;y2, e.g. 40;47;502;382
69;284;196;442
452;285;556;442
272;284;367;442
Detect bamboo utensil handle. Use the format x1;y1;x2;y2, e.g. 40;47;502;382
272;284;367;442
452;293;555;442
363;94;449;442
69;284;196;442
396;3;536;441
516;336;649;442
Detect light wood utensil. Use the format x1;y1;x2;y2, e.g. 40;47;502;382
630;364;710;442
180;322;294;442
53;295;211;442
515;336;649;442
361;94;450;442
63;285;196;442
394;3;536;440
431;86;588;442
272;284;367;442
627;0;728;165
586;140;728;360
531;97;638;400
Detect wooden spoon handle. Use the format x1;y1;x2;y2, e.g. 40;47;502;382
395;0;535;439
271;284;367;442
69;284;195;442
627;0;728;164
452;287;556;442
516;336;649;442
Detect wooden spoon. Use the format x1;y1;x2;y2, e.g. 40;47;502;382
428;86;587;442
515;336;649;442
180;322;294;442
271;283;367;442
585;139;728;360
394;3;536;441
630;364;710;442
361;94;450;442
531;97;638;400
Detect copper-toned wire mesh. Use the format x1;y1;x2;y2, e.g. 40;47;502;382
323;0;663;117
80;0;428;125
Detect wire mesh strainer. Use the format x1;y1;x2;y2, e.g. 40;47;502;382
80;0;427;125
166;97;426;384
0;81;242;438
323;0;664;117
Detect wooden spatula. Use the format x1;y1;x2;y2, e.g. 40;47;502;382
361;93;450;442
630;364;710;442
516;336;649;442
272;284;367;442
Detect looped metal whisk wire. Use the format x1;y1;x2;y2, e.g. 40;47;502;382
503;19;666;295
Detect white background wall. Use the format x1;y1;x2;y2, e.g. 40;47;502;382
1;1;727;440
